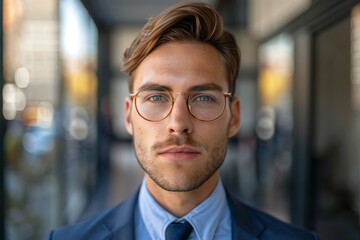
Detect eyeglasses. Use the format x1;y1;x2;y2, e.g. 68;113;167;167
130;87;231;122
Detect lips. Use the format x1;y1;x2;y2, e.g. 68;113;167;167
158;146;201;160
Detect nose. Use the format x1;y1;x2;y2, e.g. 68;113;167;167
166;94;194;134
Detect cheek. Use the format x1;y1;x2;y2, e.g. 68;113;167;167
132;120;160;145
133;122;145;141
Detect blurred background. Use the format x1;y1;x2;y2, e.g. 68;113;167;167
0;0;359;239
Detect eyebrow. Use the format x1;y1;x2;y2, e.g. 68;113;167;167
136;82;225;92
189;83;224;92
136;83;171;92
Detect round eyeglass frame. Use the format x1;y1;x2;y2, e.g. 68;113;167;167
130;89;232;122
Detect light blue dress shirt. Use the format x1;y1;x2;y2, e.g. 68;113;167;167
135;178;232;240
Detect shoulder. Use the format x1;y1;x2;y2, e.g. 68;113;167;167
226;192;319;240
249;206;318;240
48;190;139;240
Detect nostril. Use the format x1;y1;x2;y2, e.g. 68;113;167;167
169;128;191;136
169;127;189;133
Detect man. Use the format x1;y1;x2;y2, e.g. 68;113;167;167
49;2;318;239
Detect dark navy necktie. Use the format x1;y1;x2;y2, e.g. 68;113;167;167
165;220;193;240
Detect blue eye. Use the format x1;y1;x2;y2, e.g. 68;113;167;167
150;95;164;102
144;94;170;103
194;95;215;103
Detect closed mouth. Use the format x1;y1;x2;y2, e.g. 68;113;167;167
158;145;201;160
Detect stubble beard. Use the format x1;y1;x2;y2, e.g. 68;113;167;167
133;133;228;192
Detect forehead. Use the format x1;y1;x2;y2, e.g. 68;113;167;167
132;42;228;92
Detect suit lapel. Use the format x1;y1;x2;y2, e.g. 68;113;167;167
108;223;134;240
102;190;139;240
226;190;266;240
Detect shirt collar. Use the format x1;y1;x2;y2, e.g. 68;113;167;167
138;178;229;240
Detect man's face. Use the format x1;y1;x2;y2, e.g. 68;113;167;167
125;42;240;192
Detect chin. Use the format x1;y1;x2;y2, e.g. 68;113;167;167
155;173;209;192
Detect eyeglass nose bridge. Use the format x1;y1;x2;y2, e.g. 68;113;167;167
168;92;192;115
172;92;189;100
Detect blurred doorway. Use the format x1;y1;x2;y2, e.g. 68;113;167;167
313;11;360;240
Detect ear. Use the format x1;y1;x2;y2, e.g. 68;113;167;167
125;97;134;135
228;97;241;138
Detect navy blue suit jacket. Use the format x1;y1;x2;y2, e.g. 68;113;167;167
49;190;318;239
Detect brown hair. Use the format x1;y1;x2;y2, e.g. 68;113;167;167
122;2;241;94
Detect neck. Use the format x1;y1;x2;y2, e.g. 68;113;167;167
145;173;219;217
